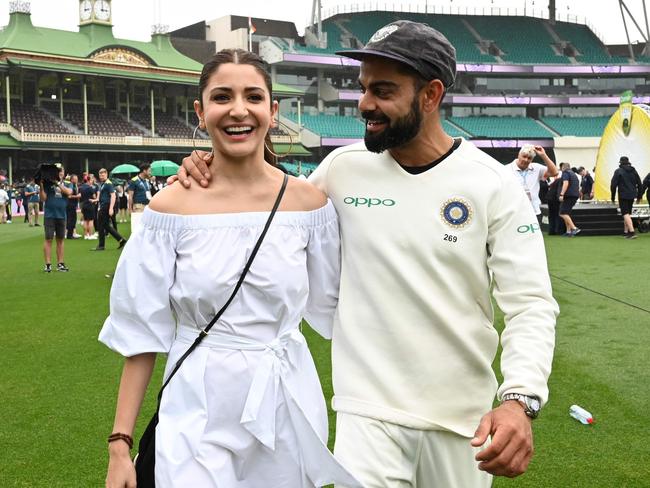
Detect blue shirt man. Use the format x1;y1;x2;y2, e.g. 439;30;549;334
99;178;116;210
128;163;152;211
43;182;68;219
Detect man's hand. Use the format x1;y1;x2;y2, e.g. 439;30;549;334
166;151;214;188
533;145;546;157
559;195;564;202
471;401;534;478
109;208;114;217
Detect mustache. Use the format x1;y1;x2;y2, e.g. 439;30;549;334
361;111;390;123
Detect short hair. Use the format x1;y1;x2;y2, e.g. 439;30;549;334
139;163;150;172
519;145;536;158
99;168;108;174
560;162;571;170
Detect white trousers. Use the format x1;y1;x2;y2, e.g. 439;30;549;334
334;413;493;488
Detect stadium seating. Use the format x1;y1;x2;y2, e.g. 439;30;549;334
280;160;319;176
552;22;618;64
448;116;556;138
41;102;143;136
540;116;610;136
5;101;72;134
442;119;471;138
129;108;195;138
468;16;570;64
284;113;365;138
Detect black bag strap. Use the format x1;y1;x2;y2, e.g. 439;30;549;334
155;173;288;405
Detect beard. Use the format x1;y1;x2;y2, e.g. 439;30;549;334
362;97;422;154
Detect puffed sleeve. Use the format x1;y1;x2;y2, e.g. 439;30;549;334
98;210;179;356
303;200;341;339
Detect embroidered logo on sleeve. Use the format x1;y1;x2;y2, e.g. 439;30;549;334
440;198;473;229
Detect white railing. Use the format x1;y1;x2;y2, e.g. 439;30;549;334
321;2;603;44
3;127;293;148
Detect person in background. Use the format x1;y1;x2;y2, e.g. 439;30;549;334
0;184;8;224
25;177;41;227
4;183;13;223
642;171;650;208
559;163;581;237
91;168;127;251
79;175;98;240
39;164;72;272
610;156;643;239
116;184;128;223
546;175;565;235
578;167;594;201
65;174;81;239
508;144;559;225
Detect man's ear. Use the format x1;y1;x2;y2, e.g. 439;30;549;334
193;100;205;128
421;79;445;114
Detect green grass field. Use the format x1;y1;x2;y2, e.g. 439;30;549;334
1;219;648;487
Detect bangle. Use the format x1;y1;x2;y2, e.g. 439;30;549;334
108;432;133;449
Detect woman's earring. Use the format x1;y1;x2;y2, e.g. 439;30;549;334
192;124;214;158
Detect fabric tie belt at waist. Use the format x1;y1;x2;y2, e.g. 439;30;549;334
175;325;362;487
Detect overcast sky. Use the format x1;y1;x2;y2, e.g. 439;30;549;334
2;0;649;45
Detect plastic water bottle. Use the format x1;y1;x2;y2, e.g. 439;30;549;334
569;404;594;424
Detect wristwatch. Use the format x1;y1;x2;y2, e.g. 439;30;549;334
501;393;541;419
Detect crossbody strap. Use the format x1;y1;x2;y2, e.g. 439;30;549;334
155;173;289;404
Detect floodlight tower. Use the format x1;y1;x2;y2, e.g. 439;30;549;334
618;0;650;59
310;0;324;47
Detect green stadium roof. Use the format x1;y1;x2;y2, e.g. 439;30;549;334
0;11;202;72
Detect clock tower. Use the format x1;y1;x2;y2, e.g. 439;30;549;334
79;0;112;26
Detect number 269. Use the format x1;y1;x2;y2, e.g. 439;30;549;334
443;234;457;243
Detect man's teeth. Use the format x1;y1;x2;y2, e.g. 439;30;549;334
225;126;253;134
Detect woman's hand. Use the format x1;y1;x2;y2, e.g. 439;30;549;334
106;442;136;488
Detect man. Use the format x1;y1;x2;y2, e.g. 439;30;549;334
92;168;127;251
176;21;558;487
558;163;581;237
0;184;8;224
642;171;650;208
578;167;594;200
610;156;643;239
39;164;72;272
24;177;41;226
508;144;559;225
65;174;81;239
127;163;151;233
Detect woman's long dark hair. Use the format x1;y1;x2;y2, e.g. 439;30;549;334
198;49;278;166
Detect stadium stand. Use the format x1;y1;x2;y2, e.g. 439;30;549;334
540;116;610;137
468;16;570;64
552;22;619;64
448;116;556;138
41;102;144;136
285;113;365;138
442;119;471;138
128;108;195;138
4;101;73;134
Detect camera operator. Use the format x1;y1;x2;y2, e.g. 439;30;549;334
91;168;126;251
38;164;72;272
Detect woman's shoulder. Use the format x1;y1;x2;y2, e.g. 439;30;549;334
284;175;327;212
147;183;188;214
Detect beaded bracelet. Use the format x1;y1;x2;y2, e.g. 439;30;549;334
108;432;134;450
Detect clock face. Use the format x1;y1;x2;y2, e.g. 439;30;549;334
93;0;111;21
79;0;92;21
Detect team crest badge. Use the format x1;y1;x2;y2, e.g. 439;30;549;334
369;25;399;43
440;198;473;229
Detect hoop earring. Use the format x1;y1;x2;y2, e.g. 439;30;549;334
192;124;214;158
265;119;294;158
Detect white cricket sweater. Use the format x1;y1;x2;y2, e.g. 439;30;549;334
309;140;558;437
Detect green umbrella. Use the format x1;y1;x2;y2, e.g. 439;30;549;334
150;160;180;177
111;163;140;175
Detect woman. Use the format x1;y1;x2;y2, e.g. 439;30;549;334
100;49;360;488
116;184;128;223
79;175;97;239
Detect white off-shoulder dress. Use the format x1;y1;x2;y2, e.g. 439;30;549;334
99;202;361;488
